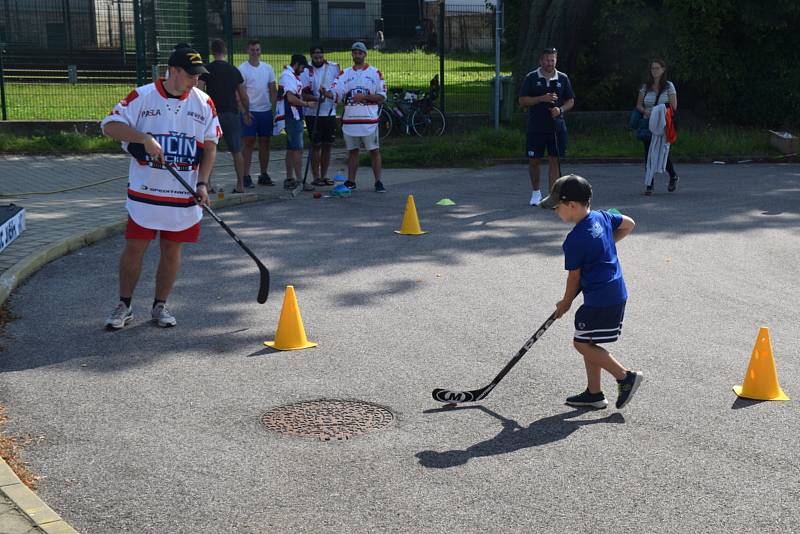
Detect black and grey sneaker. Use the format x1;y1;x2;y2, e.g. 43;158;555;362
344;180;357;190
243;175;255;188
302;182;315;191
668;175;679;192
284;178;297;190
374;180;386;193
258;173;274;186
105;302;133;330
565;389;608;409
616;371;644;409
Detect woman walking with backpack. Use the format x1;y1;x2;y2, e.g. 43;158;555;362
635;59;679;195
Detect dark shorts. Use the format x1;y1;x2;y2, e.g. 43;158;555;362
241;110;274;138
284;116;304;150
573;302;626;344
304;115;337;145
217;112;242;153
526;129;567;158
124;217;200;243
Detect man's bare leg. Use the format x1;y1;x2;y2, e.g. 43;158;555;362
119;239;150;299
154;239;183;302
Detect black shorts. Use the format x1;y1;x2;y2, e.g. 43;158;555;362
304;115;337;145
573;302;626;344
526;129;567;158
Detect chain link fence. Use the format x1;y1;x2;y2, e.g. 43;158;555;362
0;0;506;121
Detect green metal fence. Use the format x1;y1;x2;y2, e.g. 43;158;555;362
0;0;506;121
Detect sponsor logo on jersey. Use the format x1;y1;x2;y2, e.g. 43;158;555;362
187;111;206;123
149;131;199;167
141;109;162;117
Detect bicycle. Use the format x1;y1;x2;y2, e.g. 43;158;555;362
378;76;446;139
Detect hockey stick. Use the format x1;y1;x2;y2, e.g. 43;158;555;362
292;64;331;197
165;164;270;304
432;311;558;403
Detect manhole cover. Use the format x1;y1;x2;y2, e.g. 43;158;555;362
260;399;394;441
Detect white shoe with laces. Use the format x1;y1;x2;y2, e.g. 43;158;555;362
105;302;133;330
529;190;542;206
151;302;177;328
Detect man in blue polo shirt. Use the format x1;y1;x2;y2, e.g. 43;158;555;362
518;47;575;206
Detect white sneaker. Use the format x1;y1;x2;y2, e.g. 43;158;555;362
105;302;133;330
151;303;177;328
529;190;542;206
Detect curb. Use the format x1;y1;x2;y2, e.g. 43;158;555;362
0;192;274;309
0;457;78;533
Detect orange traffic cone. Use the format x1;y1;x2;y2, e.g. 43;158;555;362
264;285;317;351
733;327;789;401
394;194;427;235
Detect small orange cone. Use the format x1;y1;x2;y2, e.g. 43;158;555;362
733;327;789;401
394;194;427;235
264;285;317;351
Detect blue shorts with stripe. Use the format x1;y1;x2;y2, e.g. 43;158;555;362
573;302;625;344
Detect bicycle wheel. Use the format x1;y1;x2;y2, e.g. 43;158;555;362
411;105;446;137
378;106;394;140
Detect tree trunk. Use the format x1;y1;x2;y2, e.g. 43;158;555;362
513;0;596;92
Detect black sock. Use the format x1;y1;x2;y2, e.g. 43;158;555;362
120;297;132;308
153;299;165;309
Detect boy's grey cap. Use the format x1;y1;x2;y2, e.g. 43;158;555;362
351;41;368;53
539;174;592;209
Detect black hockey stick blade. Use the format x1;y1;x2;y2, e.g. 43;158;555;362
432;311;558;404
164;164;270;303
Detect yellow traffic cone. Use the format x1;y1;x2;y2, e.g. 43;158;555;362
394;194;427;235
733;327;789;401
264;285;317;351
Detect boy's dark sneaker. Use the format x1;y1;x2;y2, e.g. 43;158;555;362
311;178;328;187
284;178;297;190
616;371;644;409
374;180;386;193
258;173;274;186
565;389;608;409
243;175;255;188
644;184;654;196
668;175;679;192
344;180;357;190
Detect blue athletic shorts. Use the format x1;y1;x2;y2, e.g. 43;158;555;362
284;116;304;150
526;129;567;158
241;110;274;137
573;302;626;344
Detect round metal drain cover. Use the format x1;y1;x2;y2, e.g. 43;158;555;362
260;399;394;441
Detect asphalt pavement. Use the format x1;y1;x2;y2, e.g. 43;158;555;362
1;162;799;533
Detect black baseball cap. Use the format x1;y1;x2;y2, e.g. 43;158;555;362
168;47;208;75
539;174;592;209
310;45;324;55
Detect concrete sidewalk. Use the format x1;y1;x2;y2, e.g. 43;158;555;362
0;149;453;533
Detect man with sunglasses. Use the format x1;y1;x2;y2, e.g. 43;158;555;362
518;47;575;206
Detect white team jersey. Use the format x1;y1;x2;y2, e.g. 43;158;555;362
300;61;341;117
273;66;308;134
330;64;387;136
101;79;221;231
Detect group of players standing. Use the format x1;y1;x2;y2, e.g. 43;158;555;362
198;39;387;195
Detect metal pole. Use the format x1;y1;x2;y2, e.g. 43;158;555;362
494;0;501;129
0;43;7;120
311;0;320;43
438;0;445;113
224;0;234;63
132;0;146;86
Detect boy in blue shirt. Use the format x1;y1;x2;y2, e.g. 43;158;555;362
540;175;644;409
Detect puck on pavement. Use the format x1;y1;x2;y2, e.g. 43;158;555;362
313;192;322;199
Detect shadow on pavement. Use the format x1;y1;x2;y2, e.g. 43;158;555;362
416;404;624;468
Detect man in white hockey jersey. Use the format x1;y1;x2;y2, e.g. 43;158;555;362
300;45;340;187
101;46;221;330
325;41;387;192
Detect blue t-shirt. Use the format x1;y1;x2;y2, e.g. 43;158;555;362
563;210;627;307
519;68;575;133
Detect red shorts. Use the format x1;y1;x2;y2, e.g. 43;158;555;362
124;217;200;243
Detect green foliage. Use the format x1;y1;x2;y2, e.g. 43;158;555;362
567;0;800;127
0;133;118;153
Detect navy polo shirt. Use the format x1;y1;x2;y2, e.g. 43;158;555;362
563;210;627;307
519;68;575;133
